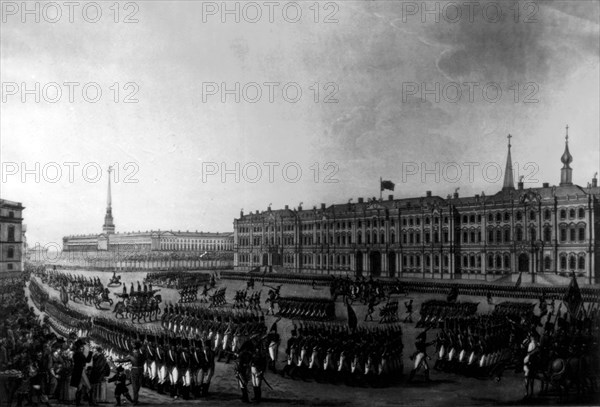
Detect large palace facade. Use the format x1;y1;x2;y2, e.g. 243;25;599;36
233;133;600;284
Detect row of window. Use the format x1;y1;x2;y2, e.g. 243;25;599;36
238;252;587;272
239;207;588;235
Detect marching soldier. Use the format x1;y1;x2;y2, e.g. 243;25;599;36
408;328;435;383
266;322;280;373
201;339;215;397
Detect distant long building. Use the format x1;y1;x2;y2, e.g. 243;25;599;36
233;130;600;284
62;166;233;253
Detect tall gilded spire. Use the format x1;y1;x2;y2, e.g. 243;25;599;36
103;166;115;234
560;125;573;186
502;134;515;190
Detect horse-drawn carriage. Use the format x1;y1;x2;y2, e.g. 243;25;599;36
113;289;162;323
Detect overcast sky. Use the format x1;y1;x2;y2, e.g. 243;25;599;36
1;0;599;247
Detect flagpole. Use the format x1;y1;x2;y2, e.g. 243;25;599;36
379;177;382;200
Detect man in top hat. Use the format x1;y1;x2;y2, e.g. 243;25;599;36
408;328;435;383
71;339;93;406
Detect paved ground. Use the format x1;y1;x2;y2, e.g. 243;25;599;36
25;270;600;407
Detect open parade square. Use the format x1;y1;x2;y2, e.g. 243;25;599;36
0;266;594;407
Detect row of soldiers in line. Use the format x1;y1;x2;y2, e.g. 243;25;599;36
416;300;479;328
178;284;202;303
233;289;262;310
144;271;215;290
43;270;103;290
275;297;336;321
91;314;273;403
160;304;268;361
280;322;404;387
91;325;217;399
423;315;516;378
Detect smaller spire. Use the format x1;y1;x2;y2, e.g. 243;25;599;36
560;125;573;186
561;125;573;168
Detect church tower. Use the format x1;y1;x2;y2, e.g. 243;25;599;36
502;134;515;191
560;125;573;186
103;166;115;234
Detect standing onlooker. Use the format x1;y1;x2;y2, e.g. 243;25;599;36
115;341;144;405
89;347;110;405
70;340;92;406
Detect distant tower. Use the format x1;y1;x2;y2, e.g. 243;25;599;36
502;134;515;191
103;166;115;234
560;125;573;186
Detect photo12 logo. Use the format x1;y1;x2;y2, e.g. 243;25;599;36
400;161;539;185
201;162;340;184
1;162;140;184
1;82;140;103
201;82;339;103
402;82;539;104
200;1;339;24
399;1;539;24
1;1;140;23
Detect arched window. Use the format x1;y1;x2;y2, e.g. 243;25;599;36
470;255;476;268
381;232;385;244
516;227;523;241
504;229;511;242
496;230;502;242
366;233;371;244
569;256;576;270
570;228;576;242
569;209;576;218
560;256;567;270
504;254;511;269
560;228;567;242
544;227;551;242
488;214;493;222
496;213;501;222
530;228;536;241
578;227;585;241
462;215;468;223
470;215;475;223
504;212;510;221
578;256;585;270
463;255;468;267
488;230;494;242
560;209;566;220
416;256;421;267
578;208;585;218
434;255;440;267
425;254;431;267
495;255;502;269
544;256;552;270
488;254;494;268
357;232;362;245
390;232;395;244
516;211;522;221
373;233;378;244
544;209;551;220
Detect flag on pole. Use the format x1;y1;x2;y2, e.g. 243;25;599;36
515;272;522;288
564;272;582;318
380;180;395;191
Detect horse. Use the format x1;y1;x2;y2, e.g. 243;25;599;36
107;274;122;287
93;289;113;309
